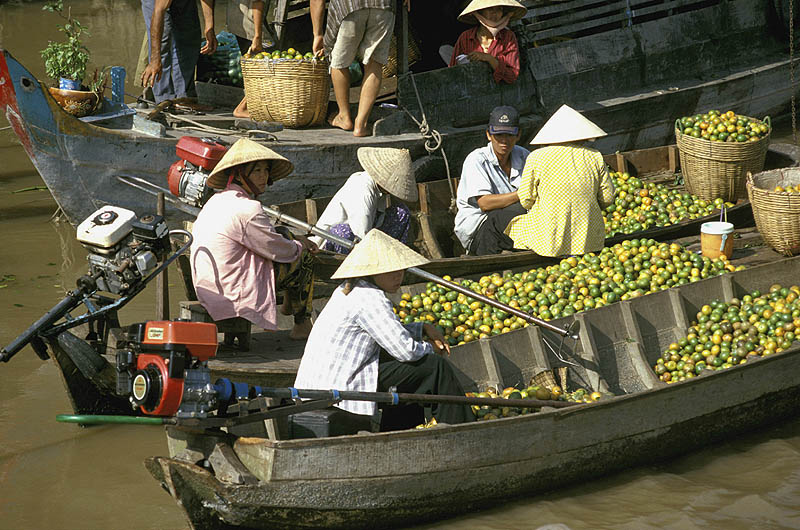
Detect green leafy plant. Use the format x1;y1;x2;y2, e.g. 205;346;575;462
40;0;90;83
87;66;110;94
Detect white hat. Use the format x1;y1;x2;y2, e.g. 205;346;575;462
529;105;608;145
207;138;294;189
458;0;527;24
357;147;418;203
331;229;429;279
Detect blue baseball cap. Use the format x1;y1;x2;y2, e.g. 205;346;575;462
488;106;520;135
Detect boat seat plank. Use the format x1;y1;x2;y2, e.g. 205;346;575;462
619;300;665;390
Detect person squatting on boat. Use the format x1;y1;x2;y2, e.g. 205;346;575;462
140;0;217;102
454;105;530;256
444;0;526;84
294;229;475;429
506;105;616;256
310;0;411;136
309;147;416;254
190;139;318;340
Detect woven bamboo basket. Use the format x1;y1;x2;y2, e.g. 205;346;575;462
382;31;421;78
241;57;330;128
746;167;800;256
675;116;770;203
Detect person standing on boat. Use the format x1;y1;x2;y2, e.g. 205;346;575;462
309;147;416;254
445;0;525;84
294;229;475;429
309;0;411;136
506;105;615;257
454;105;530;256
190;139;318;340
140;0;217;103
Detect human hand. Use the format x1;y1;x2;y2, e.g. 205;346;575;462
297;235;319;254
312;35;324;57
248;36;264;55
141;60;163;87
403;0;411;11
201;30;218;55
467;52;498;70
423;323;451;356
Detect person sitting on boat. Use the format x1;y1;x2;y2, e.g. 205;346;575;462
190;138;318;340
454;105;530;256
309;147;417;254
506;105;616;257
309;0;410;136
140;0;217;103
294;229;475;429
445;0;526;84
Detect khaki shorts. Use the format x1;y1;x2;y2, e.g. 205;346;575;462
329;8;395;70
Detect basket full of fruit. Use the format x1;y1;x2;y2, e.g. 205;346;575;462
675;110;770;203
240;48;330;128
746;167;800;256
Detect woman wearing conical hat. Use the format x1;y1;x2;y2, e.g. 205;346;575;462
447;0;526;84
190;138;318;340
505;105;616;257
294;229;475;429
309;147;417;254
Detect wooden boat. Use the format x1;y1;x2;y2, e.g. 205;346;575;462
145;253;800;530
1;0;798;225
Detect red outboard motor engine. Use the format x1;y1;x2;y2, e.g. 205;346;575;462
167;137;227;208
116;320;220;417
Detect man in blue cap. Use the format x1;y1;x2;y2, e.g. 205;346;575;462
454;105;530;255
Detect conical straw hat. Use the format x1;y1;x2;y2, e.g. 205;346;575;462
331;229;430;279
529;104;607;145
458;0;527;24
357;147;418;203
207;138;294;189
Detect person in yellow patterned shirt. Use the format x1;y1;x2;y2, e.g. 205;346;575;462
506;105;615;257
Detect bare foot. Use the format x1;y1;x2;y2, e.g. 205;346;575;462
289;319;313;340
329;113;354;131
353;126;370;137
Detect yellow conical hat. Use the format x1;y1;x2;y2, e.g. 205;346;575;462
458;0;527;24
529;105;608;145
331;229;429;279
207;138;294;189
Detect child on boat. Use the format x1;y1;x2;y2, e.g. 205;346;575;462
294;229;475;429
445;0;526;84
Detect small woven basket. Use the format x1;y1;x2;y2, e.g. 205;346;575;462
675;116;770;202
241;57;330;128
382;31;421;78
746;167;800;256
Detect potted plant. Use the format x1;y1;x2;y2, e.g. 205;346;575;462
40;0;101;117
40;0;90;90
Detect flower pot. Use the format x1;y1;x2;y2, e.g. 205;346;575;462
58;77;81;90
48;87;100;118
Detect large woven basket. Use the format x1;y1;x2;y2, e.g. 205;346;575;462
675;116;770;202
746;167;800;256
382;31;421;78
241;57;330;128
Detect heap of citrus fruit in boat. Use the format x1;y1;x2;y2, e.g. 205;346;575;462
654;284;800;384
603;171;732;236
394;239;742;346
466;385;611;421
677;109;770;142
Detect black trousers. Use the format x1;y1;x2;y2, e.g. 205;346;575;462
377;352;475;430
468;202;527;256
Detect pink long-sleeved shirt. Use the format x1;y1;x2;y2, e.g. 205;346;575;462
190;184;302;330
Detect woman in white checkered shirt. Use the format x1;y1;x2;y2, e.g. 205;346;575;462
294;229;475;429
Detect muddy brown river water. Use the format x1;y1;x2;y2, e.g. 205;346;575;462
3;1;800;529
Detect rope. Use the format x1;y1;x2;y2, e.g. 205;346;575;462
163;112;278;141
398;74;458;214
0;125;12;132
792;0;797;144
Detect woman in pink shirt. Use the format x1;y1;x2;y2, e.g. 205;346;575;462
190;139;318;340
448;0;526;84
